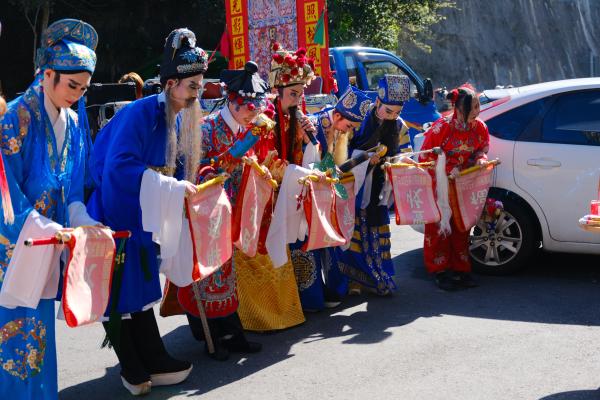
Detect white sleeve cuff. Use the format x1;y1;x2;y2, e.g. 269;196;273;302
140;169;187;259
68;201;98;227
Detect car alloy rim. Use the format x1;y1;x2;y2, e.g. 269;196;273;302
469;210;523;267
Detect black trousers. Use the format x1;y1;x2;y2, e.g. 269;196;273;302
103;308;176;384
186;311;245;344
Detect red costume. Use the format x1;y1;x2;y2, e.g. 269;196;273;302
419;116;489;274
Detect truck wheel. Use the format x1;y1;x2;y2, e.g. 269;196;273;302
470;196;538;275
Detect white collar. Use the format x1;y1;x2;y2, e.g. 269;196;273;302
158;91;166;104
43;93;63;126
220;104;242;133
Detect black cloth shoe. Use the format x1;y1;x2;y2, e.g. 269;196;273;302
222;335;262;354
453;272;479;288
323;287;342;309
434;271;460;291
102;319;151;386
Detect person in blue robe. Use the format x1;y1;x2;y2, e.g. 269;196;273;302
0;19;99;400
337;75;413;296
291;86;371;312
87;28;207;395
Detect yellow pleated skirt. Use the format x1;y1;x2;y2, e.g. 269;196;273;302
235;249;305;331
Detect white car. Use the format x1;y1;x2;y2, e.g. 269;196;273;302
467;78;600;274
411;79;600;274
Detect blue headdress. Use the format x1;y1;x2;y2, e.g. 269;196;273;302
36;19;98;74
334;86;371;123
377;74;410;106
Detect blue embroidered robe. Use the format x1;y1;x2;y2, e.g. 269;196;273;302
0;78;88;399
337;106;412;294
88;94;179;315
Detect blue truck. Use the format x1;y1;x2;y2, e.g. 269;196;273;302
329;46;440;142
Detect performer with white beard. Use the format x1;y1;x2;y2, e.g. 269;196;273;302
87;28;206;395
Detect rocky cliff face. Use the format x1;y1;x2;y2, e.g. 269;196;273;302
398;0;600;90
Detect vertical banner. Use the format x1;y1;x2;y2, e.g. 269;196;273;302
225;0;250;69
247;0;298;82
297;0;331;93
225;0;331;93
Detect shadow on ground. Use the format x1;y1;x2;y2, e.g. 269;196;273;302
59;247;600;399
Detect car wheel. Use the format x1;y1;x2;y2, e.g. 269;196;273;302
470;196;538;275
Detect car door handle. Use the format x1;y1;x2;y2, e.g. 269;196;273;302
527;158;562;168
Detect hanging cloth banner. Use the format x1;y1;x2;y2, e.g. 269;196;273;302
449;163;497;232
334;177;356;245
227;0;332;93
301;177;346;251
232;160;276;257
386;163;441;226
185;177;233;279
61;227;117;327
225;0;250;69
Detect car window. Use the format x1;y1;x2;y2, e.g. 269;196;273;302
486;98;548;141
362;60;416;96
345;55;359;87
542;91;600;146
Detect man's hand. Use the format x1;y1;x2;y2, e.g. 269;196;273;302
298;115;316;144
476;158;488;167
261;165;273;181
184;181;198;196
450;167;460;178
369;154;381;165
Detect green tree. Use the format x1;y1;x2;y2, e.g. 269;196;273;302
328;0;454;52
8;0;53;72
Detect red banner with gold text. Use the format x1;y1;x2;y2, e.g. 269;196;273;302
225;0;250;69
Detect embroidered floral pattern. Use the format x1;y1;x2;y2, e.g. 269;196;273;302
1;105;30;155
34;191;57;217
0;318;47;380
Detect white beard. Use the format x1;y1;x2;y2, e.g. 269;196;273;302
164;94;203;181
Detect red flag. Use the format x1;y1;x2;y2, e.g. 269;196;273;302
208;28;231;65
219;28;231;60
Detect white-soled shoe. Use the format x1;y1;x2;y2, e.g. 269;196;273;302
121;376;152;396
151;365;193;387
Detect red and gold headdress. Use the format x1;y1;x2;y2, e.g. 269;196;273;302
268;42;316;88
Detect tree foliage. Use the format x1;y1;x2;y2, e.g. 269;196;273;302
328;0;454;52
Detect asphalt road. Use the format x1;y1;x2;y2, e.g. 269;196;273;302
57;225;600;400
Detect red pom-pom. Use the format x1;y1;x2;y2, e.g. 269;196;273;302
285;56;296;67
290;68;299;76
247;103;256;111
264;107;275;119
272;42;280;51
228;92;236;101
307;57;315;69
281;74;290;83
295;48;307;57
296;57;305;67
450;89;459;104
273;54;284;64
236;97;244;105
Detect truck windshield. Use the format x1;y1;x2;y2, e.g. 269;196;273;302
363;60;416;96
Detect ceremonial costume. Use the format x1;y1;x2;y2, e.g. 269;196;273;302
234;100;305;331
88;28;207;393
419;114;489;276
165;62;268;356
291;86;371;311
0;19;98;400
338;75;412;295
